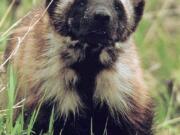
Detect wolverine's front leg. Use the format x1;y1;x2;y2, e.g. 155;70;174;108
106;105;154;135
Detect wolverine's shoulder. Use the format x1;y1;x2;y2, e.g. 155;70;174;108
4;7;50;68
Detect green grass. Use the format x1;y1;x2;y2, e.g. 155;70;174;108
0;66;55;134
0;0;180;135
135;1;180;134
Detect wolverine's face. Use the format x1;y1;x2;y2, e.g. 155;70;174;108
47;0;144;46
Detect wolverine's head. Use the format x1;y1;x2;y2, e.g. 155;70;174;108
46;0;145;46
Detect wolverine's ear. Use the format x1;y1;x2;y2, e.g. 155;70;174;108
132;0;145;31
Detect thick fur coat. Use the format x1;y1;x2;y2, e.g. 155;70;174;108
3;0;153;135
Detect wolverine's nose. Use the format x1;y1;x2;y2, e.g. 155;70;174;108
93;7;111;24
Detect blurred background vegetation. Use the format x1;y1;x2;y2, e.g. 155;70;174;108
0;0;179;135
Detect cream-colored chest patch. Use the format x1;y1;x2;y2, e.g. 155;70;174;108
94;62;134;117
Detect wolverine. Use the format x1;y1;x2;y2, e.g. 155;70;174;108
2;0;154;135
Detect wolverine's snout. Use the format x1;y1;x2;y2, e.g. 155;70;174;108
93;6;112;25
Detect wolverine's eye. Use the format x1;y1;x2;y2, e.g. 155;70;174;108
114;1;124;17
114;2;122;11
79;2;85;7
115;4;120;10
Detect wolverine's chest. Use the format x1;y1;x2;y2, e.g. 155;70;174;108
36;58;112;134
70;53;104;108
39;40;133;123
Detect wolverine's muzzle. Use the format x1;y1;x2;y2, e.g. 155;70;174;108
81;6;113;45
93;7;112;25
